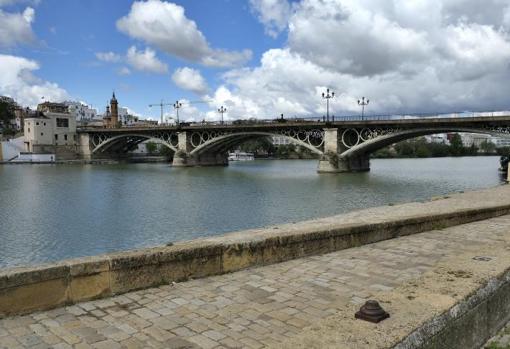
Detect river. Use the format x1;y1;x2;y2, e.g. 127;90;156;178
0;157;504;268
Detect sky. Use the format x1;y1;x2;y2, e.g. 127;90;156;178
0;0;510;122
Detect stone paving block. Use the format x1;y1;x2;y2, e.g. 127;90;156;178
187;334;218;349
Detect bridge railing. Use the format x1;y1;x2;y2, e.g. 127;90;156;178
179;110;510;126
80;110;510;130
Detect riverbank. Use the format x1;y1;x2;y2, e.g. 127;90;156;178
2;186;510;348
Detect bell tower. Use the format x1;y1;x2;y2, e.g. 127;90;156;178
110;92;118;127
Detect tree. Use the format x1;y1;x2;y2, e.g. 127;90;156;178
480;140;496;154
239;137;275;156
145;142;158;155
449;134;464;156
416;144;431;158
0;100;15;129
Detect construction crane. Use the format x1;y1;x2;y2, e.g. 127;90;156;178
148;100;173;125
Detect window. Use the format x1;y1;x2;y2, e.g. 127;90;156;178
36;122;39;125
56;118;69;128
28;128;30;133
40;133;43;136
64;134;68;141
43;122;46;126
55;134;58;141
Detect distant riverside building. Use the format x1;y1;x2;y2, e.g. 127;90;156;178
492;137;510;148
272;135;294;146
65;101;97;122
37;101;68;114
23;104;78;159
459;133;492;148
425;134;449;145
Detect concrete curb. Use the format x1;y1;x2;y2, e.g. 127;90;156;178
394;268;510;349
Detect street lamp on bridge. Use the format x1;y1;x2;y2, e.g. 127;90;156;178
358;97;369;120
218;106;227;125
322;88;335;122
173;100;182;125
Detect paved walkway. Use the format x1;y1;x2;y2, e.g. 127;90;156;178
1;214;510;349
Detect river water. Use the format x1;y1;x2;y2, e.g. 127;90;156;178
0;157;504;268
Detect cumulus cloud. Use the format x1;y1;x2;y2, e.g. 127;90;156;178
126;46;168;74
249;0;292;38
116;0;252;67
0;6;35;47
172;67;208;95
95;51;121;63
216;0;510;117
0;54;69;108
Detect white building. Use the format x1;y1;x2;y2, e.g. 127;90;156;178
492;137;510;148
118;107;139;126
425;134;449;144
65;101;97;122
272;135;294;146
460;133;492;148
23;107;77;159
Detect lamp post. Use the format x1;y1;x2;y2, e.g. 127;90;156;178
322;88;335;122
218;106;226;125
358;97;369;120
173;100;182;125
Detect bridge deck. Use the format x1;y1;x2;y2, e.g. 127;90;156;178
78;115;510;133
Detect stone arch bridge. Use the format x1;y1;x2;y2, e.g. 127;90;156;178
77;115;510;173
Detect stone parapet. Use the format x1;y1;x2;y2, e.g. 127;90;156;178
2;185;510;318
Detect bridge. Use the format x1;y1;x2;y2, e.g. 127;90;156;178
77;113;510;173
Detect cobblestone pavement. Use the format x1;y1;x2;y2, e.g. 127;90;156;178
1;215;510;349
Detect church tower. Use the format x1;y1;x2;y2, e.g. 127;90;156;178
110;92;119;127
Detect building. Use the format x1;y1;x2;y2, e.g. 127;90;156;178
103;93;119;128
65;101;97;122
492;137;510;148
425;134;449;144
23;105;77;159
37;101;68;114
272;135;294;146
459;133;492;148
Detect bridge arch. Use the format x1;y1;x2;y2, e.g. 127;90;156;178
91;133;178;154
189;131;324;156
340;127;510;159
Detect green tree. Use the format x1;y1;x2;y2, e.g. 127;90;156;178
0;100;15;129
145;142;158;155
239;137;275;156
449;134;464;156
416;144;431;158
480;140;496;154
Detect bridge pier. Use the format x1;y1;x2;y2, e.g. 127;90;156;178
172;131;228;167
318;154;370;173
172;151;228;167
317;128;370;173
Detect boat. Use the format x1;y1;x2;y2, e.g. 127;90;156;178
228;151;254;161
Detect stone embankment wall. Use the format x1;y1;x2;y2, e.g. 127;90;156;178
2;186;510;319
